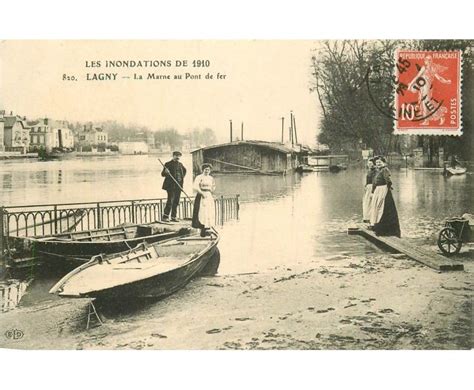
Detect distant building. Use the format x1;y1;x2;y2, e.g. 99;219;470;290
146;133;155;147
158;143;172;153
28;118;74;152
75;124;108;150
118;141;149;155
181;139;192;153
2;112;31;153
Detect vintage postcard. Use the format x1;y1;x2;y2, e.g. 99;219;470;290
0;40;472;351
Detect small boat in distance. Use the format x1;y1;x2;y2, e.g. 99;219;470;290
38;147;77;161
15;221;192;262
49;231;220;300
296;164;329;173
444;166;467;176
328;163;348;173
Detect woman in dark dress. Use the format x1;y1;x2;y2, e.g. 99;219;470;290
370;156;401;237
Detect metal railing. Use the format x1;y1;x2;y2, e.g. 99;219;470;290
0;195;239;270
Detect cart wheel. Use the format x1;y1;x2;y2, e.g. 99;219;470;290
438;227;462;255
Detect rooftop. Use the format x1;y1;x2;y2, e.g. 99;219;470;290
2;115;30;129
192;140;301;154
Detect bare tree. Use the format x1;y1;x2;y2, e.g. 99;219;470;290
310;40;411;155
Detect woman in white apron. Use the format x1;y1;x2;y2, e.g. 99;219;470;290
192;163;216;236
362;158;376;223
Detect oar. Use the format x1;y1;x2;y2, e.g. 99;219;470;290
158;158;193;202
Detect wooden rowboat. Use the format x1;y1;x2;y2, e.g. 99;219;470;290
49;231;220;300
445;166;467;176
297;164;329;173
15;221;193;261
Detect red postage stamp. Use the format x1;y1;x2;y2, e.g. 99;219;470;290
394;50;462;136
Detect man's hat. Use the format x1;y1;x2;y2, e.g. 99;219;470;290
172;151;182;156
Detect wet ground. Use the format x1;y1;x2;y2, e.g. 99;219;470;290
0;156;473;349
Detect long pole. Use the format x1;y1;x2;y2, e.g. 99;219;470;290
241;122;244;141
158;158;193;201
293;114;298;144
230;120;233;143
281;117;284;143
290;111;294;146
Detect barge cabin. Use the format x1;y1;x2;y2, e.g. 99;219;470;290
192;140;301;176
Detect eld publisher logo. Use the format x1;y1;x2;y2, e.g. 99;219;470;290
4;329;24;340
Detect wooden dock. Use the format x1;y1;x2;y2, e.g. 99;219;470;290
348;226;464;272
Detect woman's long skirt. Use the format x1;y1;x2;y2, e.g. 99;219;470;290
192;193;215;229
192;193;204;229
370;185;401;237
362;184;372;222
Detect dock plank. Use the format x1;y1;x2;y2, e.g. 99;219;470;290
348;226;464;272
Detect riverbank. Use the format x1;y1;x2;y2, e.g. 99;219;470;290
0;151;129;160
0;151;186;160
0;152;38;160
1;245;471;350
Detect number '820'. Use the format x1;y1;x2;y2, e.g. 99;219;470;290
192;60;210;67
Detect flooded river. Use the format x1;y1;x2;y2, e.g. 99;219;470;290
1;154;473;307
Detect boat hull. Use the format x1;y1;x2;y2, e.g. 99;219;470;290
445;167;467;175
83;245;220;300
34;230;187;259
18;222;192;261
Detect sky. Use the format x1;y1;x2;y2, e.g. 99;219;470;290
0;41;321;145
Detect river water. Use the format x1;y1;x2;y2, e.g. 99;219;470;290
1;154;473;306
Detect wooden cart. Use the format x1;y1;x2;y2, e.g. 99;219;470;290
437;216;473;255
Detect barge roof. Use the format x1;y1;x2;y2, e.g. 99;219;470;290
192;140;299;154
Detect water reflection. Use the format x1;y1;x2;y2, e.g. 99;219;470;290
0;155;180;205
218;168;473;274
215;173;301;202
0;279;30;312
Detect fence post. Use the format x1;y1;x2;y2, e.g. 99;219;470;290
131;201;136;224
96;203;102;229
220;196;225;226
236;194;240;220
53;205;58;234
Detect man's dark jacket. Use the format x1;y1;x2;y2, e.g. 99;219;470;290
161;159;187;191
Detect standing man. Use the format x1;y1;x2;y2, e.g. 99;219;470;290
161;151;187;222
